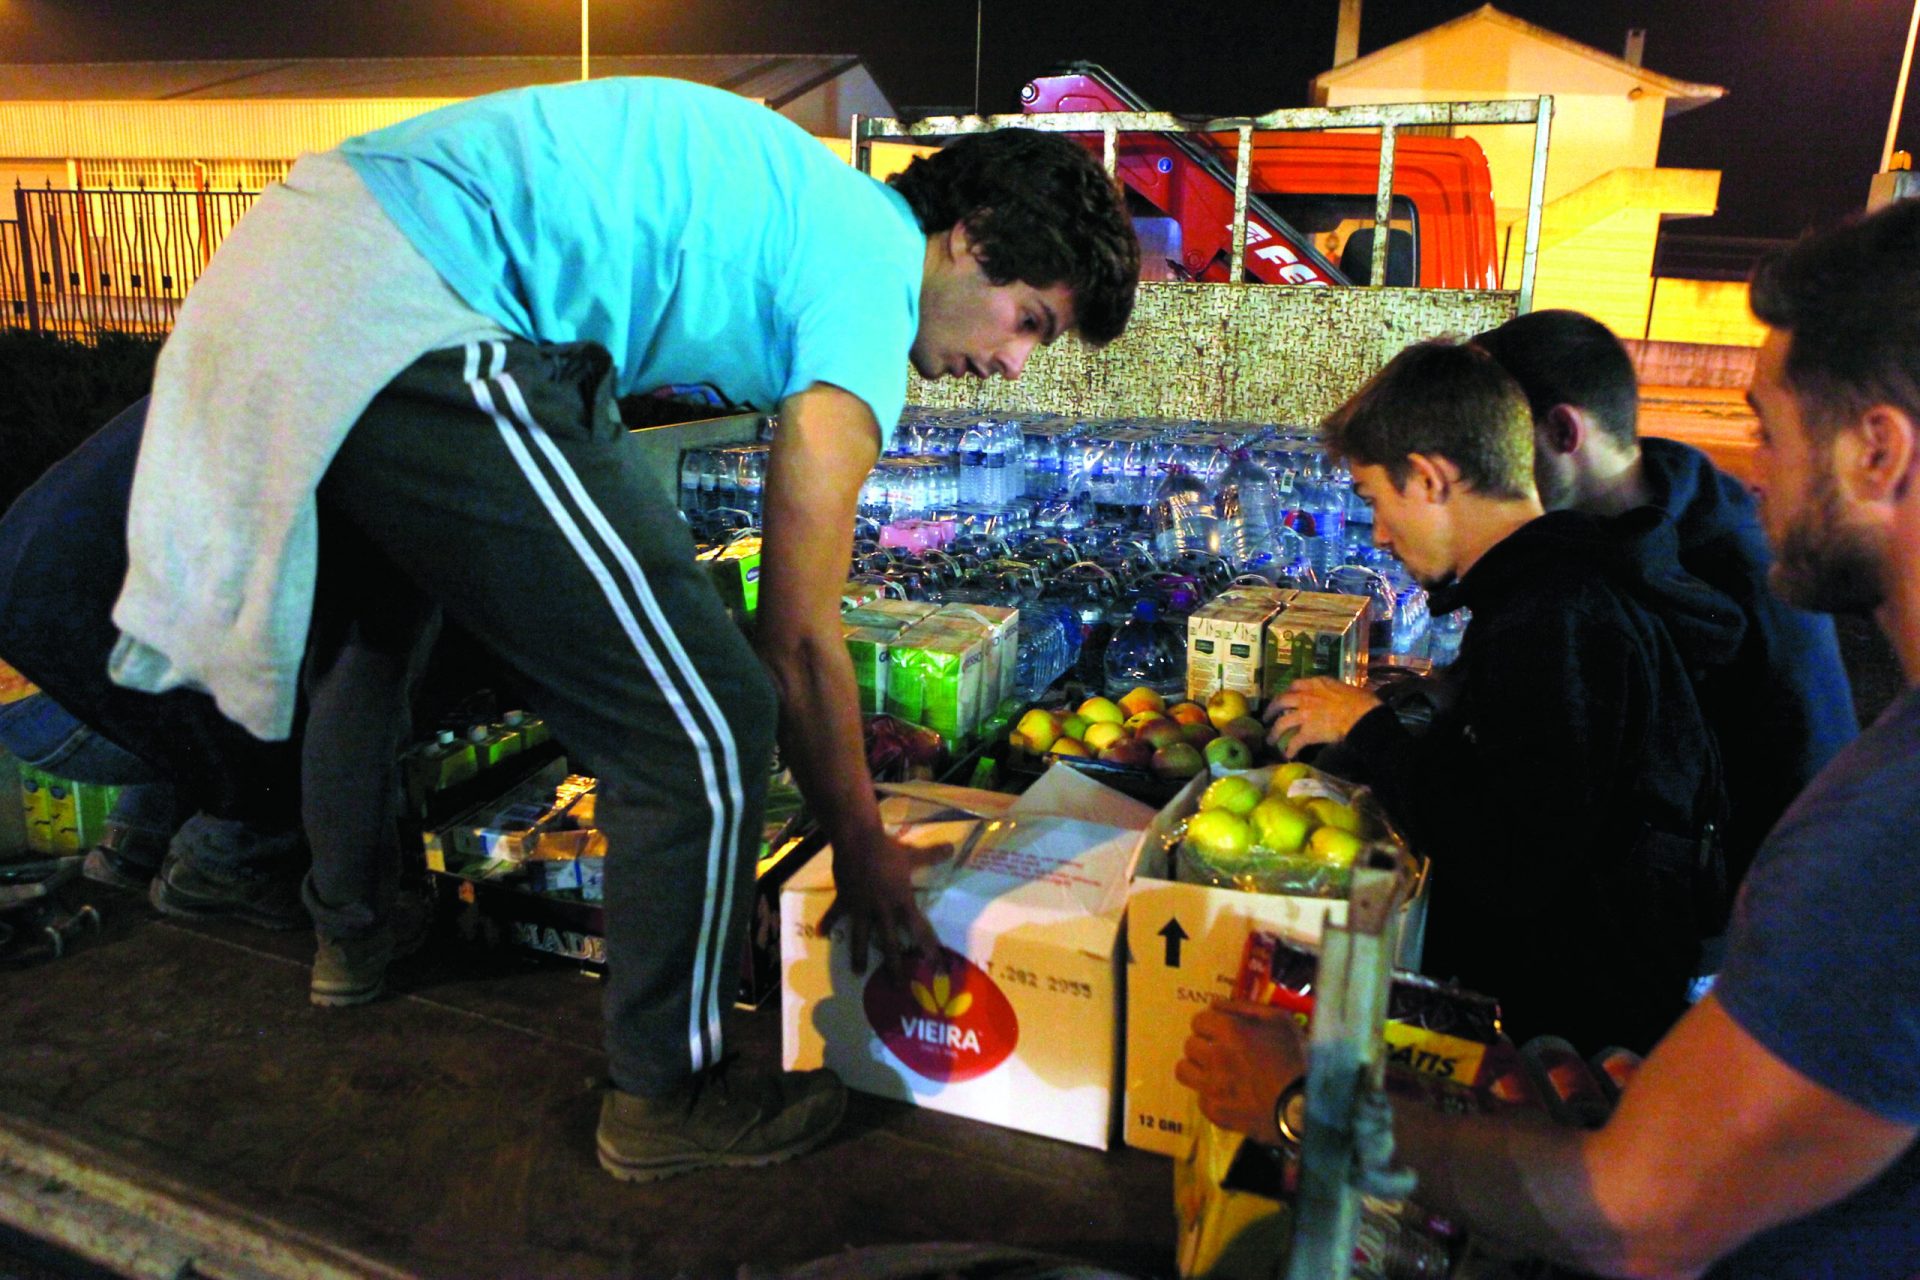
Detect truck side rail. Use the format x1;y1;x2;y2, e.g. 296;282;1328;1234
853;96;1553;311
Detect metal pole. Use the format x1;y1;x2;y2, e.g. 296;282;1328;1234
973;1;984;116
580;0;590;82
1883;0;1920;172
1228;126;1252;284
1369;123;1397;286
1517;94;1553;312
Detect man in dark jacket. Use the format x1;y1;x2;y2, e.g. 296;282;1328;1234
1475;308;1855;886
1268;338;1743;1054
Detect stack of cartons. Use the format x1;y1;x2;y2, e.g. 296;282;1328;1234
841;601;940;719
886;614;991;750
1185;587;1295;702
1264;591;1371;690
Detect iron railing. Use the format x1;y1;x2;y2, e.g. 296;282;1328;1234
1;183;262;342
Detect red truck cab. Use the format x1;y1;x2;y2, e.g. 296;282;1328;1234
1022;65;1500;290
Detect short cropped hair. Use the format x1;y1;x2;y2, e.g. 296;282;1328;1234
1750;199;1920;440
889;129;1140;346
1473;309;1640;449
1320;337;1537;500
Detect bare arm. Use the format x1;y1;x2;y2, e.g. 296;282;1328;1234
1182;994;1916;1278
756;382;938;971
1399;995;1917;1278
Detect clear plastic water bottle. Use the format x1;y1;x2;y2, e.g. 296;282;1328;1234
1151;464;1218;558
1214;449;1283;573
1103;598;1186;700
679;448;704;513
1296;474;1350;581
957;420;988;507
1428;605;1471;667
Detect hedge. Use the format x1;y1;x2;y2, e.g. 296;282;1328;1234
0;331;160;516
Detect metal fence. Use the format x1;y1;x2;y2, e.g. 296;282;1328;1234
0;183;261;342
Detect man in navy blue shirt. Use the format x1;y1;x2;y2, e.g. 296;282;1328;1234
1185;203;1920;1277
1475;308;1857;889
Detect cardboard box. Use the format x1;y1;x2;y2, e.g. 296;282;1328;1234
1124;766;1427;1155
1186;587;1295;702
783;769;1158;1148
1264;592;1370;691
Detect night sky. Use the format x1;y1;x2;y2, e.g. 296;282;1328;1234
1;0;1914;240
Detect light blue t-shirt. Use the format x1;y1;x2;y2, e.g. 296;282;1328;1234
340;77;924;445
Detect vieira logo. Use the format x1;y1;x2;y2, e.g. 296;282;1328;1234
864;946;1018;1083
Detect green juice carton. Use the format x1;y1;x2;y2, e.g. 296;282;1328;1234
699;535;763;621
842;623;895;716
886;617;990;750
933;602;1020;710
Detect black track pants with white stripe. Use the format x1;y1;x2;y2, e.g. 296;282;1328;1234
311;338;776;1096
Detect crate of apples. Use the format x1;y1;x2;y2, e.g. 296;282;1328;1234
1177;763;1397;897
1007;686;1271;782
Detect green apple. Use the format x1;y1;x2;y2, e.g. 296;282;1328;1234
1199;774;1263;817
1250;796;1312;853
1203;735;1254;772
1076;696;1125;725
1307;824;1364;867
1015;708;1061;754
1152;742;1208;780
1124;710;1170;734
1306;797;1363;835
1082;720;1128;753
1185;809;1255;867
1061;713;1091;742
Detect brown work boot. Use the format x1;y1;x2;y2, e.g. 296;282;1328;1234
595;1061;847;1183
310;893;435;1007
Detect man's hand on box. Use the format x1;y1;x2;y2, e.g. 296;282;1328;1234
1176;1000;1307;1146
821;827;942;977
1263;677;1381;757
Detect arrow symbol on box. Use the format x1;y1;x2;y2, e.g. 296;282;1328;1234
1158;917;1189;968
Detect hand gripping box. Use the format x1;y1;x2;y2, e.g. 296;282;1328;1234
782;767;1158;1149
1123;765;1428;1155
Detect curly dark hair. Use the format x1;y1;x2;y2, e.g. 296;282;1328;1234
1750;199;1920;442
1320;338;1536;501
888;128;1139;346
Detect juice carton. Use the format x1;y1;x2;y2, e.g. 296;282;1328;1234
886;617;990;750
1264;592;1370;692
933;602;1020;711
1186;587;1295;702
842;623;895;716
699;535;762;621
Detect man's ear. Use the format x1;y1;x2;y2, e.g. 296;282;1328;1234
1538;404;1585;457
1842;404;1919;504
1403;452;1458;503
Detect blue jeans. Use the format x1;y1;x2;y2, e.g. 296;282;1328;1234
0;692;179;870
0;399;302;879
0;399;302;829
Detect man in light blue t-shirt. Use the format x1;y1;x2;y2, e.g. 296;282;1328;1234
33;78;1139;1182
